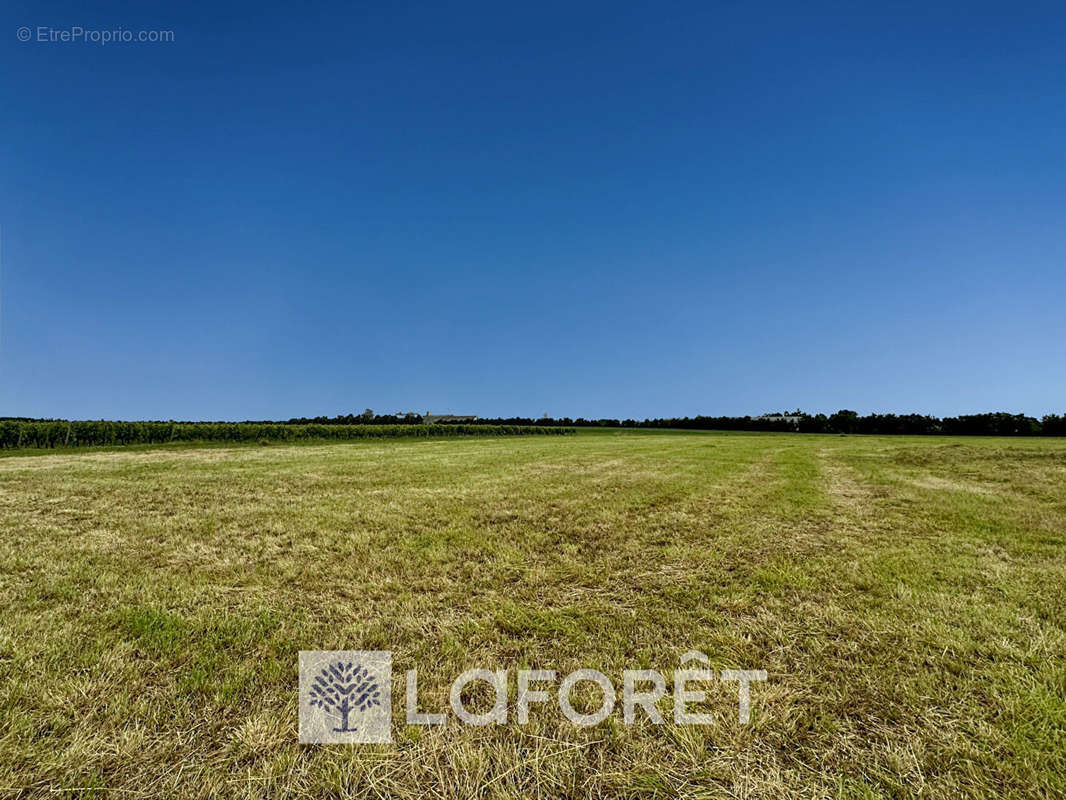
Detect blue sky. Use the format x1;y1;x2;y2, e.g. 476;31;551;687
2;1;1064;420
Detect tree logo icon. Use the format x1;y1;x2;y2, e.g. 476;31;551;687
299;650;392;743
308;661;382;732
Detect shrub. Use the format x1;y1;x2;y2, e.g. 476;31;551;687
0;422;576;450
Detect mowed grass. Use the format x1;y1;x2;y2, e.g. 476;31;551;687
0;431;1063;799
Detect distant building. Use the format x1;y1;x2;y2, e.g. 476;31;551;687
423;413;479;424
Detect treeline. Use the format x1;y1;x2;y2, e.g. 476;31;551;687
471;410;1066;436
269;410;424;426
473;410;1066;436
227;409;1066;436
4;410;1065;448
0;421;574;450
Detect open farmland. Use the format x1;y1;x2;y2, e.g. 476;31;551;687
1;431;1064;799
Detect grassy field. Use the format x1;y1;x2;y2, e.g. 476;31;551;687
1;431;1063;799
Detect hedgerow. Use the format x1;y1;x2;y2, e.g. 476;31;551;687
0;421;575;450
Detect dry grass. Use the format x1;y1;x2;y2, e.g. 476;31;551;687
0;431;1063;798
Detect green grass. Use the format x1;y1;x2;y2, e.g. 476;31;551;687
0;431;1063;798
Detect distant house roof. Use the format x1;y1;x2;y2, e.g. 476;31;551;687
756;414;803;423
424;414;479;424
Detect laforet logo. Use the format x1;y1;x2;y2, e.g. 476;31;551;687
299;651;392;744
299;649;766;745
307;661;383;733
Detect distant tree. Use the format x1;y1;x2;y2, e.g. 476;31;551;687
798;413;828;433
1043;414;1065;436
829;409;860;434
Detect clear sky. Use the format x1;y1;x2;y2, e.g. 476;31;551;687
2;1;1064;421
